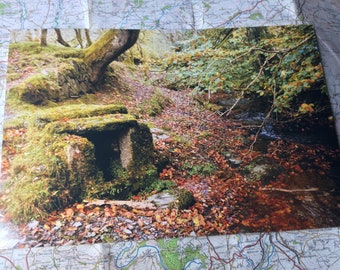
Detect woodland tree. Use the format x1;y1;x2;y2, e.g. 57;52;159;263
84;29;140;84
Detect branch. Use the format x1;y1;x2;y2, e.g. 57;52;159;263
219;52;276;118
85;199;157;210
229;34;314;64
261;187;319;193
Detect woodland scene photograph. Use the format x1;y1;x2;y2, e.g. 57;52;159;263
0;25;339;248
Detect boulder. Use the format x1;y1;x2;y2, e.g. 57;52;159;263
6;104;157;222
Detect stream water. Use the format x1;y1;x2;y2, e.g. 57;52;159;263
243;111;340;228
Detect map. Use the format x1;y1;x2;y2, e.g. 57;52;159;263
1;0;340;269
0;227;339;269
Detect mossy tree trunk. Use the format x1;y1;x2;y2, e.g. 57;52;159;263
84;29;140;84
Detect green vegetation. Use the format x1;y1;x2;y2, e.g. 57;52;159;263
7;42;83;81
182;161;217;176
10;74;60;104
168;188;195;210
3;104;157;223
156;26;328;122
141;179;177;195
7;42;88;105
138;89;172;116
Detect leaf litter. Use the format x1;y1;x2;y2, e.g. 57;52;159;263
2;66;340;248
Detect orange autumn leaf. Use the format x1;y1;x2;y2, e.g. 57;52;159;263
154;214;162;222
192;214;205;227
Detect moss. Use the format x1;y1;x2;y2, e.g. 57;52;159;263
11;74;60;105
10;42;82;56
46;114;137;135
8;42;89;104
54;49;84;59
123;124;158;192
4;103;157;222
5;177;50;223
5;131;103;222
138;89;173;116
168;188;195;210
140;179;176;195
84;29;119;64
32;104;128;128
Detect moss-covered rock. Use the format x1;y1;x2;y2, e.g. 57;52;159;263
32;104;128;128
57;59;93;98
168;188;195;210
11;74;60;104
241;156;284;184
5;104;157;222
148;188;195;210
46;114;137;135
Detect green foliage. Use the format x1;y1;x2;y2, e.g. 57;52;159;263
182;161;217;176
5;129;100;223
156;26;327;119
5;177;50;223
141;179;177;195
85;179;132;200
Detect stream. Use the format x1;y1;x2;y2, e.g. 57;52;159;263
235;108;340;228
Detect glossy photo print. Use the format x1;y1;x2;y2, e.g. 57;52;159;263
1;26;340;248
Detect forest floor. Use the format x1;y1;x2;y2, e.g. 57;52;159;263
1;62;340;248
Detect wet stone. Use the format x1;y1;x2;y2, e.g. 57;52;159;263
229;158;243;167
148;192;177;209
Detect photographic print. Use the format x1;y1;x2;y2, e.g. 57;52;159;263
1;26;340;249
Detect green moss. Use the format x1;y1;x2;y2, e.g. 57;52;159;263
85;163;132;200
140;179;176;195
138;89;173;116
84;29;118;64
46;114;137;135
128;124;157;187
5;131;103;223
32;104;128;128
168;188;195;210
10;74;60;105
8;42;82;78
4;104;157;222
5;177;50;223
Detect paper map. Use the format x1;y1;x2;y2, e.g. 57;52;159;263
0;0;340;269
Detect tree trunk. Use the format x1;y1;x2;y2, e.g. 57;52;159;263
40;29;48;46
84;29;140;84
54;29;71;47
85;29;92;47
75;29;83;48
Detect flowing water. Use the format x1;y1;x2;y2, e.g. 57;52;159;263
244;111;340;228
